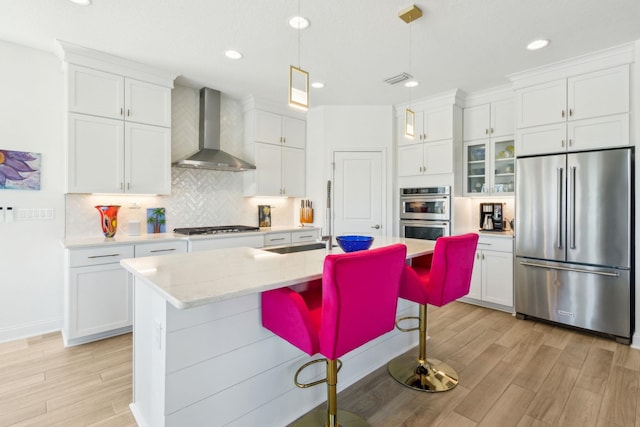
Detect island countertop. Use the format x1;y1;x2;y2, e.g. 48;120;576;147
120;236;436;309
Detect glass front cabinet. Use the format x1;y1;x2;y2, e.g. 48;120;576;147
463;136;515;196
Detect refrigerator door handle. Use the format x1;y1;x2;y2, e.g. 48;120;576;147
569;166;577;250
557;167;564;249
519;261;621;277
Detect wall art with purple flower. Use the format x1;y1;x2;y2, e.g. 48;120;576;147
0;149;41;190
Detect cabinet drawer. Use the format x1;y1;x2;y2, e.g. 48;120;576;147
264;232;292;247
477;236;513;253
291;230;318;244
69;245;135;267
135;241;188;258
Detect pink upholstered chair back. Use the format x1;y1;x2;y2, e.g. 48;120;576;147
319;244;407;360
424;233;479;307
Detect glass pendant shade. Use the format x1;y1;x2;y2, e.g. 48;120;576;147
289;65;309;110
405;108;415;138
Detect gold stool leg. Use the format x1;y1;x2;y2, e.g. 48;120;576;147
292;359;372;427
388;304;459;392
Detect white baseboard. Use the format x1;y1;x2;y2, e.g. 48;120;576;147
0;318;61;344
630;332;640;349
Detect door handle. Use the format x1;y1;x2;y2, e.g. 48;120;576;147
569;166;576;250
371;224;381;229
557;167;563;249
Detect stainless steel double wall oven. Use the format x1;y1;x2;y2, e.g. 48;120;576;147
399;186;451;241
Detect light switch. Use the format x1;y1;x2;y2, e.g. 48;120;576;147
0;207;4;223
5;207;14;222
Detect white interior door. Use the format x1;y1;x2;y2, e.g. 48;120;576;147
333;150;384;237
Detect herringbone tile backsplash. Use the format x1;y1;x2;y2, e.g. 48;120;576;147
65;85;294;238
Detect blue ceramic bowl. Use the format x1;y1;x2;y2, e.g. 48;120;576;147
336;235;374;252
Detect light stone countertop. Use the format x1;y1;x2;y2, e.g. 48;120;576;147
62;226;321;248
120;236;436;310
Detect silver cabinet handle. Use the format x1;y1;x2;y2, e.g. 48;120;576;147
569;166;576;250
88;253;120;259
557;167;564;249
371;224;381;229
485;129;489;135
482;253;485;260
561;110;565;118
127;182;131;190
120;108;124;116
561;140;565;147
150;248;177;253
519;261;620;277
569;108;573;117
127;109;131;117
476;253;480;259
120;182;124;190
298;235;313;239
568;139;573;146
490;127;494;134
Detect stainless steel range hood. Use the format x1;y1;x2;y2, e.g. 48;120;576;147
173;87;255;171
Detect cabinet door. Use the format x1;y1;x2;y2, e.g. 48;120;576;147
255;110;283;145
67;65;124;120
124;123;171;195
491;99;515;137
399;111;424;144
282;116;306;149
254;142;282;196
466;251;483;300
68;263;132;339
515;123;566;157
67;113;124;193
463;140;487;195
568;114;629;152
482;250;513;307
492;137;516;194
424;106;453;142
281;146;305;197
567;65;629;121
515;79;566;128
463;104;490;141
125;78;172;127
424;140;453;174
397;143;424;177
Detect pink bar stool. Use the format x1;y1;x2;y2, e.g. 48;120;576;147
388;233;479;392
262;244;408;427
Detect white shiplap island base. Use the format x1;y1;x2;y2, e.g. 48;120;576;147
120;237;436;427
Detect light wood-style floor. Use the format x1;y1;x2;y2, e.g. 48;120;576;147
2;302;639;426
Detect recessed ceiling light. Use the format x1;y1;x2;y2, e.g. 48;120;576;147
311;82;325;89
224;50;243;60
526;39;550;51
69;0;91;5
404;80;419;88
289;16;310;30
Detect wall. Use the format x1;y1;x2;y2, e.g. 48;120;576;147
0;40;65;341
306;105;395;235
65;84;294;238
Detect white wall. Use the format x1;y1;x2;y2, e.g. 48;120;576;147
0;40;65;342
306;105;395;235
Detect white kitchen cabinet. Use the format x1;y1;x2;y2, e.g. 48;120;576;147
189;235;264;252
255;110;306;149
68;64;171;127
400;105;453;145
246;142;305;197
398;140;453;177
463;136;515;196
67;113;171;194
514;65;629;156
64;240;187;347
463;235;513;311
64;245;135;347
263;229;319;247
291;229;319;244
463;99;514;141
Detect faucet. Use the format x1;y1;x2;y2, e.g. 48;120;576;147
322;180;332;251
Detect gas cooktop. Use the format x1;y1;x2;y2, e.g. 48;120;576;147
173;225;260;236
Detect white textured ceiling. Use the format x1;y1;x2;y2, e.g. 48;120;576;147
1;0;639;106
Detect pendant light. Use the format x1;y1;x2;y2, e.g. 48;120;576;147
289;0;309;110
399;5;422;138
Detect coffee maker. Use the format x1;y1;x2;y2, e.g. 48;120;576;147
480;202;504;231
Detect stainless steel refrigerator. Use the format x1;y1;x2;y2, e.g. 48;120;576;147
515;147;633;343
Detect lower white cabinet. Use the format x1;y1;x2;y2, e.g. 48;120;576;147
263;229;319;247
463;235;513;311
189;235;264;252
64;240;187;346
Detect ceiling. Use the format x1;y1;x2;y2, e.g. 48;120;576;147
1;0;639;107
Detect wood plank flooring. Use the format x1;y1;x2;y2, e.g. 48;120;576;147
1;302;638;426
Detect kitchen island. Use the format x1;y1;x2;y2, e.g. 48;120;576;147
120;237;435;427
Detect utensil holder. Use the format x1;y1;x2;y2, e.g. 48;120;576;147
300;207;313;226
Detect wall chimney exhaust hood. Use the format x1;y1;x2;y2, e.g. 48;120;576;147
173;88;256;171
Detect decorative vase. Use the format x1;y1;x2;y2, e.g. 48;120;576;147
95;205;121;238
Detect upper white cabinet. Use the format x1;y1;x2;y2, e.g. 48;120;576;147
514;63;630;156
244;106;306;197
398;139;453;177
68;64;172;128
463;99;514;141
254;110;306;149
400;105;453;145
60;42;175;194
